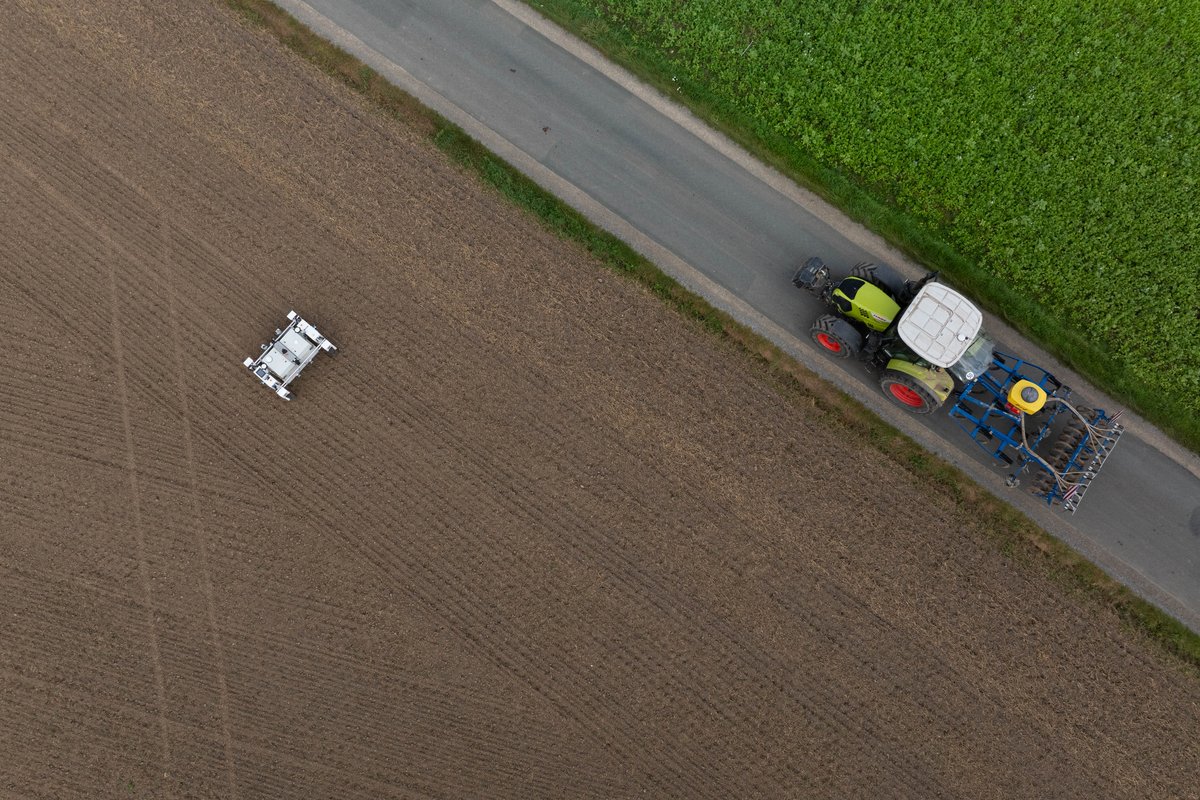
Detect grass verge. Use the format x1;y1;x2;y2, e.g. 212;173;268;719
223;0;1200;674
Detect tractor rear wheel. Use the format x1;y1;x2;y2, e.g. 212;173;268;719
810;314;862;359
850;262;907;301
879;370;942;414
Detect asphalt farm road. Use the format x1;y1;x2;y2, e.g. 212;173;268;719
274;0;1200;631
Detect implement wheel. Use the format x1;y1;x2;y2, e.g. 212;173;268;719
810;314;862;359
880;370;942;414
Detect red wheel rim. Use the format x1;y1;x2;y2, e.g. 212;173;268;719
816;333;841;352
889;382;925;408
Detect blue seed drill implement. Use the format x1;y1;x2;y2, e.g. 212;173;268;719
948;351;1124;512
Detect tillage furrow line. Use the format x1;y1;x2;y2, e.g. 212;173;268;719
432;340;964;796
258;428;740;793
332;357;861;772
3;125;252;364
179;390;701;795
241;298;844;796
355;381;945;796
0;431;242;508
0;118;166;264
226;743;431;800
222;677;578;799
0;657;168;726
222;632;608;776
218;619;617;767
0;396;116;444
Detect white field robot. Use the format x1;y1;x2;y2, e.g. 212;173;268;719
243;311;337;400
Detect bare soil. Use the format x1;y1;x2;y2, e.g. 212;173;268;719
2;2;1198;798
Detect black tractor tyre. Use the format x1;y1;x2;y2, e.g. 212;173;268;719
879;370;943;414
810;314;863;359
850;262;907;301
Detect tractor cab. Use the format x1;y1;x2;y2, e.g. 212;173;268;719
895;282;982;367
894;282;995;384
867;281;995;414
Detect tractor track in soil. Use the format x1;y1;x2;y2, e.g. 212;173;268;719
2;1;1199;798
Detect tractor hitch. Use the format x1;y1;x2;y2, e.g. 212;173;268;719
792;257;830;295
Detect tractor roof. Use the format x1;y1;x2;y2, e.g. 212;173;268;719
896;283;983;368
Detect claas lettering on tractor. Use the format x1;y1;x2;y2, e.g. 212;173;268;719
793;257;1124;512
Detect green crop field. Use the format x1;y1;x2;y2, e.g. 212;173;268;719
532;0;1200;447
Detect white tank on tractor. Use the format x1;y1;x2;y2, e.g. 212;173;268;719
895;282;984;369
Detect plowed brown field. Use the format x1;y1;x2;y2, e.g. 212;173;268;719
2;2;1198;798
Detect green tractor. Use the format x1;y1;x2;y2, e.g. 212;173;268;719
792;257;995;414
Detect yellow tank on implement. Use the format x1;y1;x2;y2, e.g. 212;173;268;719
1007;380;1048;414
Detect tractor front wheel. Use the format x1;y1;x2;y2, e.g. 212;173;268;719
880;370;942;414
810;315;862;359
